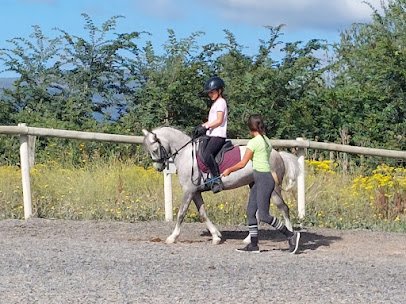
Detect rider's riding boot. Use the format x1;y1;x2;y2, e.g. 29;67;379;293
209;155;224;193
211;179;224;193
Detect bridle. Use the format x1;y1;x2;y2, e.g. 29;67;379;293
148;131;204;186
150;136;170;167
149;132;194;170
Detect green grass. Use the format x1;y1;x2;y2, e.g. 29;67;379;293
0;160;405;232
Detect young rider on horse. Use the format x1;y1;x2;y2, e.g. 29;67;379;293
198;76;228;193
222;114;300;253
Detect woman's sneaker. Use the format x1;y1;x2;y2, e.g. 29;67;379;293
235;243;260;253
288;231;301;254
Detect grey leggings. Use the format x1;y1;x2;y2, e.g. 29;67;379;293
247;170;275;226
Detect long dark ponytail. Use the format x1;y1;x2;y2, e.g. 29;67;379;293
247;114;271;151
247;114;266;134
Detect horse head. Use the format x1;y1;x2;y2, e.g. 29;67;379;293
142;128;170;172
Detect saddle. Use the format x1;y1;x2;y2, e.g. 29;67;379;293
196;136;241;174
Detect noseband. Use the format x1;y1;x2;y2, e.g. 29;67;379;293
149;135;170;168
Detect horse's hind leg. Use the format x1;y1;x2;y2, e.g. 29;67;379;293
272;185;293;232
166;191;193;244
193;192;222;245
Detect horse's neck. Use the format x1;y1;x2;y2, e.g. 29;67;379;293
159;128;190;152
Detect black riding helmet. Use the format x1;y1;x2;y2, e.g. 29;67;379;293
203;76;225;93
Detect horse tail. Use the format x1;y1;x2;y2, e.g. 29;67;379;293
279;151;301;191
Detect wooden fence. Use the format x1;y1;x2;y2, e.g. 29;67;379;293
1;124;405;221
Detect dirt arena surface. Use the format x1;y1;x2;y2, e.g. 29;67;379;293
1;218;405;304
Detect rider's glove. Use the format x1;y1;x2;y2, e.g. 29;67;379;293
192;125;208;139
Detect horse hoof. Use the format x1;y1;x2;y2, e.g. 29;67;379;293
166;236;176;244
212;236;222;245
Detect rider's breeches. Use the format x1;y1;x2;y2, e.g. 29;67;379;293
202;136;225;177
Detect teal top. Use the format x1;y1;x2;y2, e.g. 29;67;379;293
247;134;272;172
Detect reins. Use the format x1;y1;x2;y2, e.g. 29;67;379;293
151;132;194;169
150;131;204;186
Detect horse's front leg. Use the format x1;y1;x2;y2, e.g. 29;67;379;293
193;192;222;245
166;191;193;244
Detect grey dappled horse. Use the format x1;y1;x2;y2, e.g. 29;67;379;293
142;127;300;244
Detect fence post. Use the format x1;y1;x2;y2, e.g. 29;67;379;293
18;123;32;219
296;137;306;220
28;135;36;168
163;159;176;221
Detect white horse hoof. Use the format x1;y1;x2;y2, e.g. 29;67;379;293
212;236;222;245
165;236;177;244
243;234;251;244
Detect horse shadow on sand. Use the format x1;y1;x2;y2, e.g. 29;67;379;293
201;227;341;254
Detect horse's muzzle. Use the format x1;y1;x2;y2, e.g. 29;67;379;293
153;163;165;172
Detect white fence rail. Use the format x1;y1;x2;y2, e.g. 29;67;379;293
1;124;405;221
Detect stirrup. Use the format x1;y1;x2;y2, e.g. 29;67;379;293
211;179;224;193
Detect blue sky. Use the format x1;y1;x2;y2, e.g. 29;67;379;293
0;0;387;77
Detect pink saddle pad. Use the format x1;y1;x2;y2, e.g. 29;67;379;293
197;146;241;174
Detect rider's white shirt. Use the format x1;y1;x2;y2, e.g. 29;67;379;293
207;97;227;138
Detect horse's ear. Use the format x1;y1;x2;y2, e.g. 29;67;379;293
142;129;149;136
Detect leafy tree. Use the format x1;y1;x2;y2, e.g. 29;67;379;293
213;26;329;139
331;0;405;150
0;15;144;165
0;25;61;126
55;13;142;125
122;30;215;134
1;6;404;167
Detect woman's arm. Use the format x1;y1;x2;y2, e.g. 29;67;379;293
222;148;253;176
203;111;224;129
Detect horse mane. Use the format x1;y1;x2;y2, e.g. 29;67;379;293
151;125;190;137
152;125;183;132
